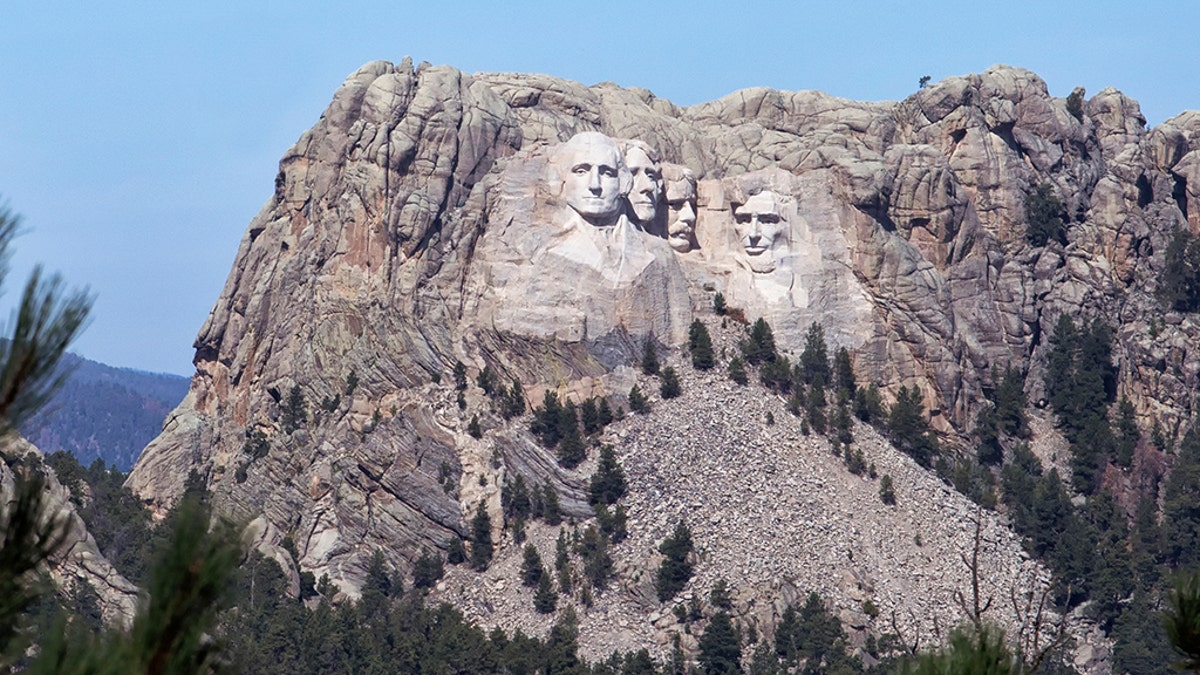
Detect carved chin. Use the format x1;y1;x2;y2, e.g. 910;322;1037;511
668;236;691;253
746;255;776;273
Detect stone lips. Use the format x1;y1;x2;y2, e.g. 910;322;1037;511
124;59;1200;670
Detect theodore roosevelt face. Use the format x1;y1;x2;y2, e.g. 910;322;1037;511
555;132;628;226
665;173;697;252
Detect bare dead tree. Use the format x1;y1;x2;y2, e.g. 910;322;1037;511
954;508;994;631
1010;577;1071;672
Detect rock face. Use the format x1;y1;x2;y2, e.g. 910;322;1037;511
126;60;1200;668
1;439;139;626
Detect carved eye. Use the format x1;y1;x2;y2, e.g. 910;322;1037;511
646;170;661;181
599;166;618;178
572;164;591;175
735;214;752;224
668;200;685;209
759;214;781;224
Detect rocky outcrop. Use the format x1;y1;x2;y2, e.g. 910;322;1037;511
0;439;139;626
125;59;1200;670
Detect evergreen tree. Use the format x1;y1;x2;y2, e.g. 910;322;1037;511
742;318;777;365
453;360;468;391
533;573;558;614
587;446;628;508
542;484;563;526
1114;396;1139;468
476;365;497;395
501;474;532;523
282;385;306;434
641;338;660;376
1166;428;1200;569
470;502;494;571
578;525;614;590
467;414;482;439
799;322;830;388
698;611;741;674
709;579;733;611
580;397;601;435
832;346;856;402
879;475;896;505
853;383;884;425
521;544;545;587
501;378;526;420
1159;227;1200;311
656;521;694;601
629;385;649;414
993;364;1029;438
713;292;727;315
689;320;715;370
728;356;748;386
447;537;467;565
1025;182;1067;247
412;549;444;589
888;385;937;467
557;422;587;469
660;366;682;399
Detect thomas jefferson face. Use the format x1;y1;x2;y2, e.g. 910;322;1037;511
556;132;627;226
624;145;662;225
665;176;697;253
733;192;785;257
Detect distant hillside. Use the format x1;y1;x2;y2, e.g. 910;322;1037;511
21;353;189;471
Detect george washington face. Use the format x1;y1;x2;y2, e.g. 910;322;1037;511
554;132;629;227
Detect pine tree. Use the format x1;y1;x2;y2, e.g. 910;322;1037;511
467;414;482;439
628;385;649;413
533;572;558;614
589;445;628;506
543;484;563;526
578;525;613;590
713;292;727;315
470;502;494;571
447;537;467;565
656;520;694;601
697;611;741;674
728;356;748;385
742;318;777;365
879;475;896;505
521;544;545;587
453;360;468;391
689;320;715;370
282;385;306;434
412;549;444;589
799;322;830;388
641;338;660;376
659;366;682;399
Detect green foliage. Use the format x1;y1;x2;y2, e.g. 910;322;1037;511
501;474;532;524
758;354;792;393
709;579;733;611
467;414;482;439
656;521;694;602
773;592;855;671
832;347;856;402
589;445;627;506
641;338;660;376
799;322;830;389
879;475;896;505
888;386;938;467
1024;182;1067;247
689;320;715;370
1114;397;1139;468
902;624;1019;675
533;572;558;614
542;483;563;526
476;365;497;395
1159;227;1200;312
578;525;613;590
344;369;358;396
453;360;468;391
594;503;628;544
412;549;444;590
521;544;545;588
727;356;748;385
470;502;493;571
698;611;741;674
1044;315;1117;493
628;385;649;414
853;383;884;425
1166;428;1200;569
44;452;154;584
659;366;681;399
447;537;467;565
713;292;727;315
497;378;526;420
741;318;777;365
281;384;306;434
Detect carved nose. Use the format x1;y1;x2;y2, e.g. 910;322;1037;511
680;202;696;224
588;169;602;192
748;234;762;246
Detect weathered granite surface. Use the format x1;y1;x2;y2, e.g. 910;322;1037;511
122;60;1200;671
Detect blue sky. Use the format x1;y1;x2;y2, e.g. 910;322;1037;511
3;1;1197;376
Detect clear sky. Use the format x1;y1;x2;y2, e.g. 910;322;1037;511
3;1;1197;376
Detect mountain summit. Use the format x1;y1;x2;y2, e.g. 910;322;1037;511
126;60;1200;669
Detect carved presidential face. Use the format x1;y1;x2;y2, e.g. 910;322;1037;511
665;176;697;253
733;191;786;258
624;145;662;225
555;132;628;226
